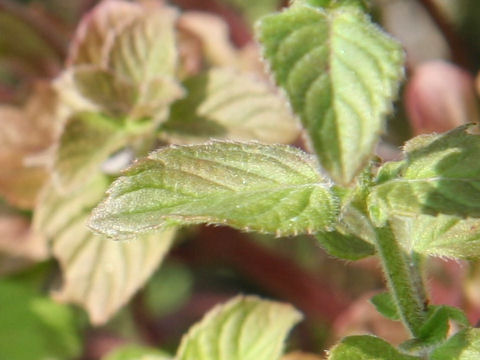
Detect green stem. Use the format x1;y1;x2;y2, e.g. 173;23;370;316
374;224;428;337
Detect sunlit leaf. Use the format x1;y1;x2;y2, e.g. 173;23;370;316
0;278;82;360
391;214;480;259
257;1;404;184
90;142;339;239
417;306;468;346
328;335;420;360
161;68;299;144
369;125;480;225
177;295;302;360
34;175;176;324
430;328;480;360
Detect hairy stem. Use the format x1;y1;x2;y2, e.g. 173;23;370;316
374;224;428;337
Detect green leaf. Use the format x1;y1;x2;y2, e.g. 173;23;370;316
102;345;171;360
53;112;129;191
390;214;480;259
89;142;340;239
369;125;480;225
161;68;300;144
418;306;469;346
0;278;82;360
430;328;480;360
257;2;404;184
328;335;420;360
108;6;178;83
371;292;400;321
34;175;176;324
176;295;302;360
316;231;375;260
316;183;376;260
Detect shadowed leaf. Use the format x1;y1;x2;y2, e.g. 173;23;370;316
328;335;419;359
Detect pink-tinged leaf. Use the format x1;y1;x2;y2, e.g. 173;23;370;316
34;175;177;324
68;0;143;67
0;83;60;208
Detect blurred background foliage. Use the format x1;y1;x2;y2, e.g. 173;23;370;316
1;0;480;359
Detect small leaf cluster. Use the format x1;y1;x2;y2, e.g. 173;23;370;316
3;0;299;325
87;0;480;358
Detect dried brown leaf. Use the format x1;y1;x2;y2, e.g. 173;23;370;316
0;83;60;208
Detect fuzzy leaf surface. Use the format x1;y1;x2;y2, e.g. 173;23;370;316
369;126;480;225
257;2;404;184
391;214;480;259
90;142;339;238
34;176;176;324
176;296;302;360
161;68;299;144
328;335;420;360
431;328;480;360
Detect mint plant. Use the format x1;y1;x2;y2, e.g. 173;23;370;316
2;0;480;359
83;0;480;358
